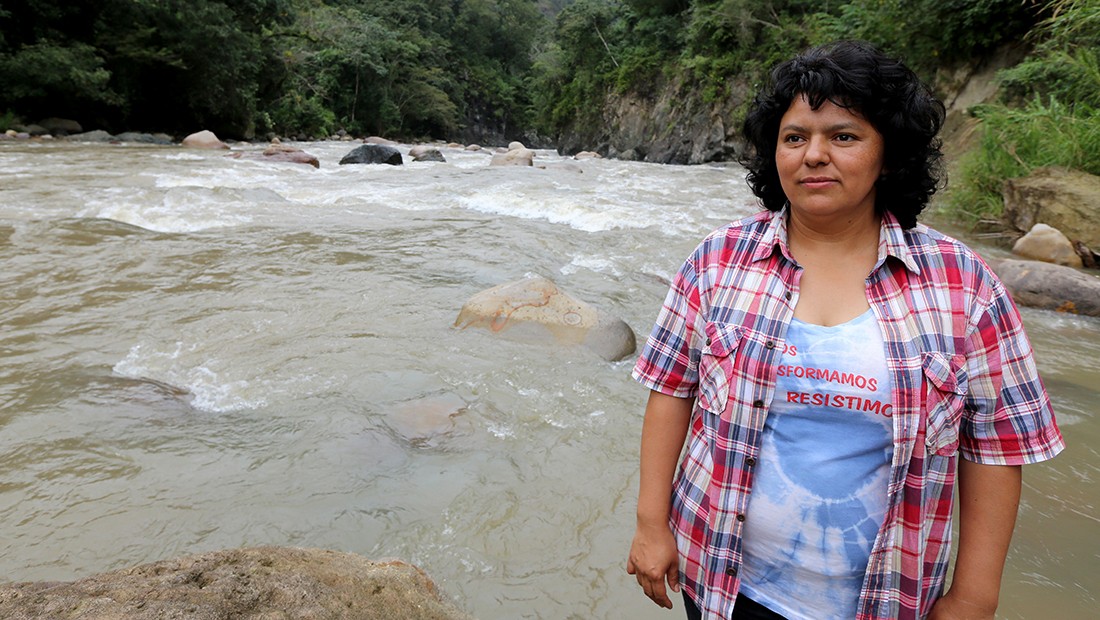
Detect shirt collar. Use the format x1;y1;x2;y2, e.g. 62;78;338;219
751;206;794;264
878;210;921;275
751;206;921;275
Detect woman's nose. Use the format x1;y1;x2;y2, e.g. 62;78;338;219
804;136;829;166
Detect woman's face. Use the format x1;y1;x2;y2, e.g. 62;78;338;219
775;95;885;224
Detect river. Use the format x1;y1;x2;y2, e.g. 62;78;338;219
1;140;1095;618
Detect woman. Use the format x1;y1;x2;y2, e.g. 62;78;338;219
626;41;1064;620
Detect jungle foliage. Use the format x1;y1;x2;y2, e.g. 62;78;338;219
946;0;1100;221
1;0;1096;219
0;0;544;140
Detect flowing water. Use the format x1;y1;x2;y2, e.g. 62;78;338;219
1;141;1095;618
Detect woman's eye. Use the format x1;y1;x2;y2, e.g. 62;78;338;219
836;134;856;142
783;135;804;143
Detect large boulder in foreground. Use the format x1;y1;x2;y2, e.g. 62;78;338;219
0;547;471;620
340;144;403;166
993;258;1100;317
455;275;636;361
1003;167;1100;248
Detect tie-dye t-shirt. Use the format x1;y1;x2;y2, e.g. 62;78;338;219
739;309;893;619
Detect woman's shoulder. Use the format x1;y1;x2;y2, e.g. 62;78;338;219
695;210;777;254
905;223;988;265
902;222;1006;294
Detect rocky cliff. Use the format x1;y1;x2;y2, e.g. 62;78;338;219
556;73;748;165
554;45;1026;167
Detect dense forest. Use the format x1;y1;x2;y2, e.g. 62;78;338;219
1;0;1096;217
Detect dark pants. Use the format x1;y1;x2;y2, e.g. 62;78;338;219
683;591;787;620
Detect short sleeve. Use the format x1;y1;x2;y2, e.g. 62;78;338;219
960;278;1065;464
632;253;706;399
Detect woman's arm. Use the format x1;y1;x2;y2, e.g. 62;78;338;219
626;390;694;609
929;459;1023;620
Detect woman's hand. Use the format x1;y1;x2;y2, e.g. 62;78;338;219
628;391;693;609
626;521;680;608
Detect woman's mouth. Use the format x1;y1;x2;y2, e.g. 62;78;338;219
800;177;838;188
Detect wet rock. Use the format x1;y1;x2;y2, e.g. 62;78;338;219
1003;167;1100;248
0;546;472;620
228;144;320;168
455;275;636;361
182;130;229;150
115;132;174;145
20;123;48;136
1074;240;1099;269
574;151;602;160
409;145;446;162
365;136;399;146
339;144;403;166
1012;223;1083;268
992;258;1100;317
490;147;534;167
464;144;482;151
66;130;114;142
385;393;467;446
507;141;526;151
37;117;82;136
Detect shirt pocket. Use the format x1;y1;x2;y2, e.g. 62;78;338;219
921;351;969;456
696;322;742;416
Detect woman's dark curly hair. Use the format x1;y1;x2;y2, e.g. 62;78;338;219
740;40;946;229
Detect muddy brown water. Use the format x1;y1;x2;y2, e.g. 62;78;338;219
1;141;1095;618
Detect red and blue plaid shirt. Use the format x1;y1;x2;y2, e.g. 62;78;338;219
632;208;1065;620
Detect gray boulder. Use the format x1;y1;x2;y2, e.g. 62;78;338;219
0;546;472;620
409;145;446;162
455;275;636;361
37;117;82;135
66;130;114;142
340;144;403;166
115;132;174;145
20;124;48;136
993;258;1100;317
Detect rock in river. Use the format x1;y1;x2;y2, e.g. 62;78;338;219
340;144;404;166
455;275;636;361
993;258;1100;317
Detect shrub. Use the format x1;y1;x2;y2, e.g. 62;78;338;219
945;98;1100;223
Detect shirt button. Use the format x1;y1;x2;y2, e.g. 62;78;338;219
705;337;712;346
736;514;746;522
725;566;738;577
785;291;792;301
746;457;757;466
765;341;776;349
752;400;765;408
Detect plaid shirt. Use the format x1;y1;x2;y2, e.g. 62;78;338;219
632;208;1065;620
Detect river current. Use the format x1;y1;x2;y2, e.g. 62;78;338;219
1;141;1096;618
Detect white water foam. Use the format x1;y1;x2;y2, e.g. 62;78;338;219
113;342;268;413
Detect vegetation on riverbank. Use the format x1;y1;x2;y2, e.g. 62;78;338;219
2;1;1096;221
944;0;1100;222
